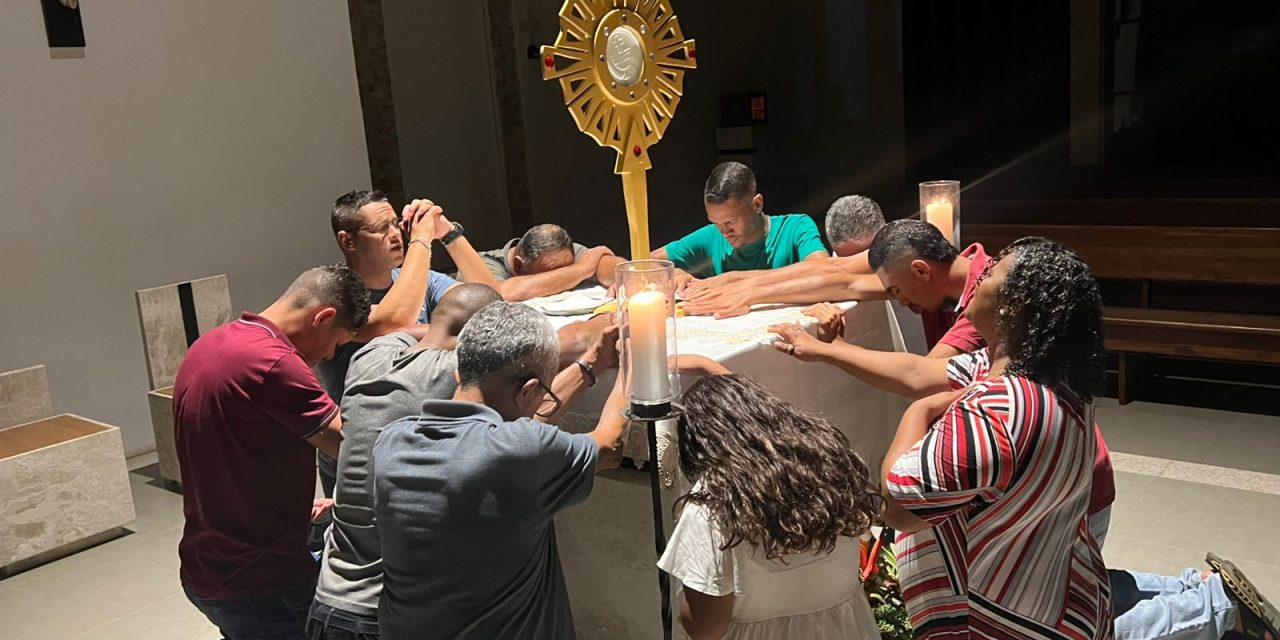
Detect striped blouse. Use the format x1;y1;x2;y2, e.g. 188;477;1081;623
885;351;1112;640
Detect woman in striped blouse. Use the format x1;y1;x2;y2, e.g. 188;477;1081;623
881;238;1113;640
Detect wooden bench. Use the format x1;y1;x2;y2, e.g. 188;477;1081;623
1;366;135;575
965;224;1280;404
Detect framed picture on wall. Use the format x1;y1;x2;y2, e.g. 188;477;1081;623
41;0;85;49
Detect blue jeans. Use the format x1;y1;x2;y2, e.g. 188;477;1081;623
305;600;380;640
1113;569;1236;640
185;582;316;640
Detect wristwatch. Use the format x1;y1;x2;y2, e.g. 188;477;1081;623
575;358;596;387
441;221;465;246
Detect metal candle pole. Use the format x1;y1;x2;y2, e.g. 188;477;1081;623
614;259;681;640
542;4;694;636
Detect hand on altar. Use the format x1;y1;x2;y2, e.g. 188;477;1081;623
311;498;334;523
590;322;621;371
768;322;827;362
673;268;696;295
682;271;740;298
803;303;846;343
400;199;443;244
681;285;752;319
668;354;732;377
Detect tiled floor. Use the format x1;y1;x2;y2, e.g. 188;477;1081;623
2;398;1277;639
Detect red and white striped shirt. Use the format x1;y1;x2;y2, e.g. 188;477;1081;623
886;362;1112;640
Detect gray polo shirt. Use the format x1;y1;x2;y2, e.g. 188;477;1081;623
314;333;459;618
478;238;589;282
373;400;598;640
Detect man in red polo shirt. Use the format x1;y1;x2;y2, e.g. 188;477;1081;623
174;264;371;640
864;219;989;358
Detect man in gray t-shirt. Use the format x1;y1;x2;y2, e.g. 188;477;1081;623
477;223;625;302
307;284;502;639
373;302;628;640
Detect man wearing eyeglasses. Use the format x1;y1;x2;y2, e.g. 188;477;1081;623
373;301;628;640
317;190;499;496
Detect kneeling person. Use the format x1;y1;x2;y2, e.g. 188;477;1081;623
374;302;628;640
307;283;501;639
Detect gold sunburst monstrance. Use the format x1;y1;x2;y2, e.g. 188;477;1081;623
540;0;697;260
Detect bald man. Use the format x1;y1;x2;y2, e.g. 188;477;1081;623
309;283;503;639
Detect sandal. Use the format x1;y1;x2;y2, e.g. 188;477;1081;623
1208;552;1280;640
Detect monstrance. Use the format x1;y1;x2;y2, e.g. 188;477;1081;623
540;0;697;260
541;3;696;637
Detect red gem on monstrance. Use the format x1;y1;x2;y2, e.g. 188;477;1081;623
543;55;555;69
688;47;697;60
632;145;642;157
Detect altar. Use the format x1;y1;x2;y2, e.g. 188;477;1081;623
545;297;921;639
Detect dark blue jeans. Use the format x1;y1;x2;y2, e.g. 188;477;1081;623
305;600;380;640
185;582;316;640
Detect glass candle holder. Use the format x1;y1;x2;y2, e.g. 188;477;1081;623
616;260;679;418
919;180;961;246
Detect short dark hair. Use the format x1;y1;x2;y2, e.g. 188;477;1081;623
825;195;885;246
516;224;574;263
331;189;389;236
284;263;372;331
867;219;959;271
703;161;757;205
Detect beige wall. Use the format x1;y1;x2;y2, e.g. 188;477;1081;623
0;1;371;455
380;0;514;252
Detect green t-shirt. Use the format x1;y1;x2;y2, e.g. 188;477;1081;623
663;213;826;277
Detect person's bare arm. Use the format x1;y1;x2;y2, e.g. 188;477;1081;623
880;391;964;533
588;374;629;470
683;271;887;318
769;323;950;398
678;588;735;640
650;246;670;261
305;411;343;459
926;342;965;359
802;249;829;261
494;247;610;302
542;323;619;421
354;201;438;341
436;215;500;291
594;254;628;286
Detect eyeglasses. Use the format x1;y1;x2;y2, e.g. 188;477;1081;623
357;218;400;237
534;380;562;418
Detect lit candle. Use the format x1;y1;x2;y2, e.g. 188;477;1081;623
628;288;670;403
925;199;954;244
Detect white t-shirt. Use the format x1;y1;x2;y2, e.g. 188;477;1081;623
657;500;880;639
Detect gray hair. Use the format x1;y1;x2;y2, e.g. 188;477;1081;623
824;195;885;247
456;302;559;386
516;224;574;262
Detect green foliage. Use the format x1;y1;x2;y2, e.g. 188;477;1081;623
864;543;914;640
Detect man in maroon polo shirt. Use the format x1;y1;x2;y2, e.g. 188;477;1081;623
175;264;370;640
864;219;990;358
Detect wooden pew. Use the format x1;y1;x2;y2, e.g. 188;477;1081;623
965;224;1280;403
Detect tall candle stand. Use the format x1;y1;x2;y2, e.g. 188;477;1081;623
616;259;680;640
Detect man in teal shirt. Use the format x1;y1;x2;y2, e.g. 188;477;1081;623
653;161;828;277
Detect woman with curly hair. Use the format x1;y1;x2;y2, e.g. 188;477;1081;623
656;372;884;639
875;237;1113;640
